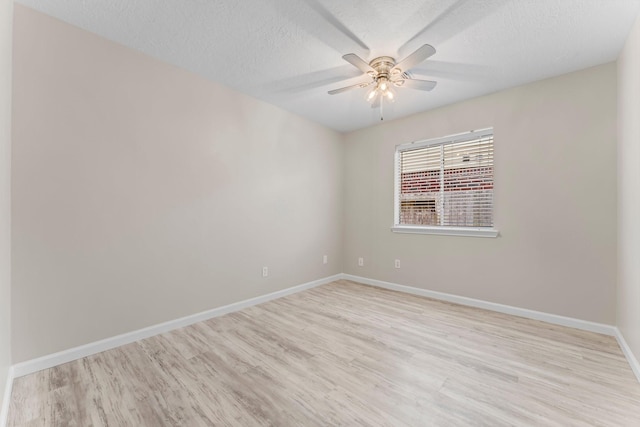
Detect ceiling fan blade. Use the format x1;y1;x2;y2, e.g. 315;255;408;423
391;44;436;74
342;53;376;74
327;81;372;95
402;78;437;91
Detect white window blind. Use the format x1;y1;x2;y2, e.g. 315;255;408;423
394;129;495;234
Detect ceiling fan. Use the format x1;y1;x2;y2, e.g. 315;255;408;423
328;44;437;110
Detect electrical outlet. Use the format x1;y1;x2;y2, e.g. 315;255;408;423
395;259;401;269
323;255;328;264
358;257;364;267
262;266;268;277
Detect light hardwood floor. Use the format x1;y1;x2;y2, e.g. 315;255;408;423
7;280;640;426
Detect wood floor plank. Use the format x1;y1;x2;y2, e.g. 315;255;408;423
7;280;640;426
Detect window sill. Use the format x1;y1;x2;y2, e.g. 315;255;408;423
391;225;499;238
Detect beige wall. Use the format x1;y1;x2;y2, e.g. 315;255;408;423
8;4;627;365
343;63;617;324
0;0;12;408
11;5;343;362
618;13;640;360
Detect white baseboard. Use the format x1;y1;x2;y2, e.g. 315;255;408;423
614;328;640;383
11;272;638;389
340;274;617;336
1;366;14;427
12;274;341;378
341;274;640;383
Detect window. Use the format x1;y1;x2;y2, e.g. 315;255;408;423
392;128;498;237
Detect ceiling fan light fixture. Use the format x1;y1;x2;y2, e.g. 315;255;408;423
385;89;395;101
366;88;378;101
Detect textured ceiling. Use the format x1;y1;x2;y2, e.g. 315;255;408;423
16;0;640;132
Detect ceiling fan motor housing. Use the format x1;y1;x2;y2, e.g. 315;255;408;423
369;56;396;76
369;56;411;83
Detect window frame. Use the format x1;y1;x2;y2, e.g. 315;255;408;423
392;128;499;238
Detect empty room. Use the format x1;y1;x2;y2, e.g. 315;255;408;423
1;0;640;425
